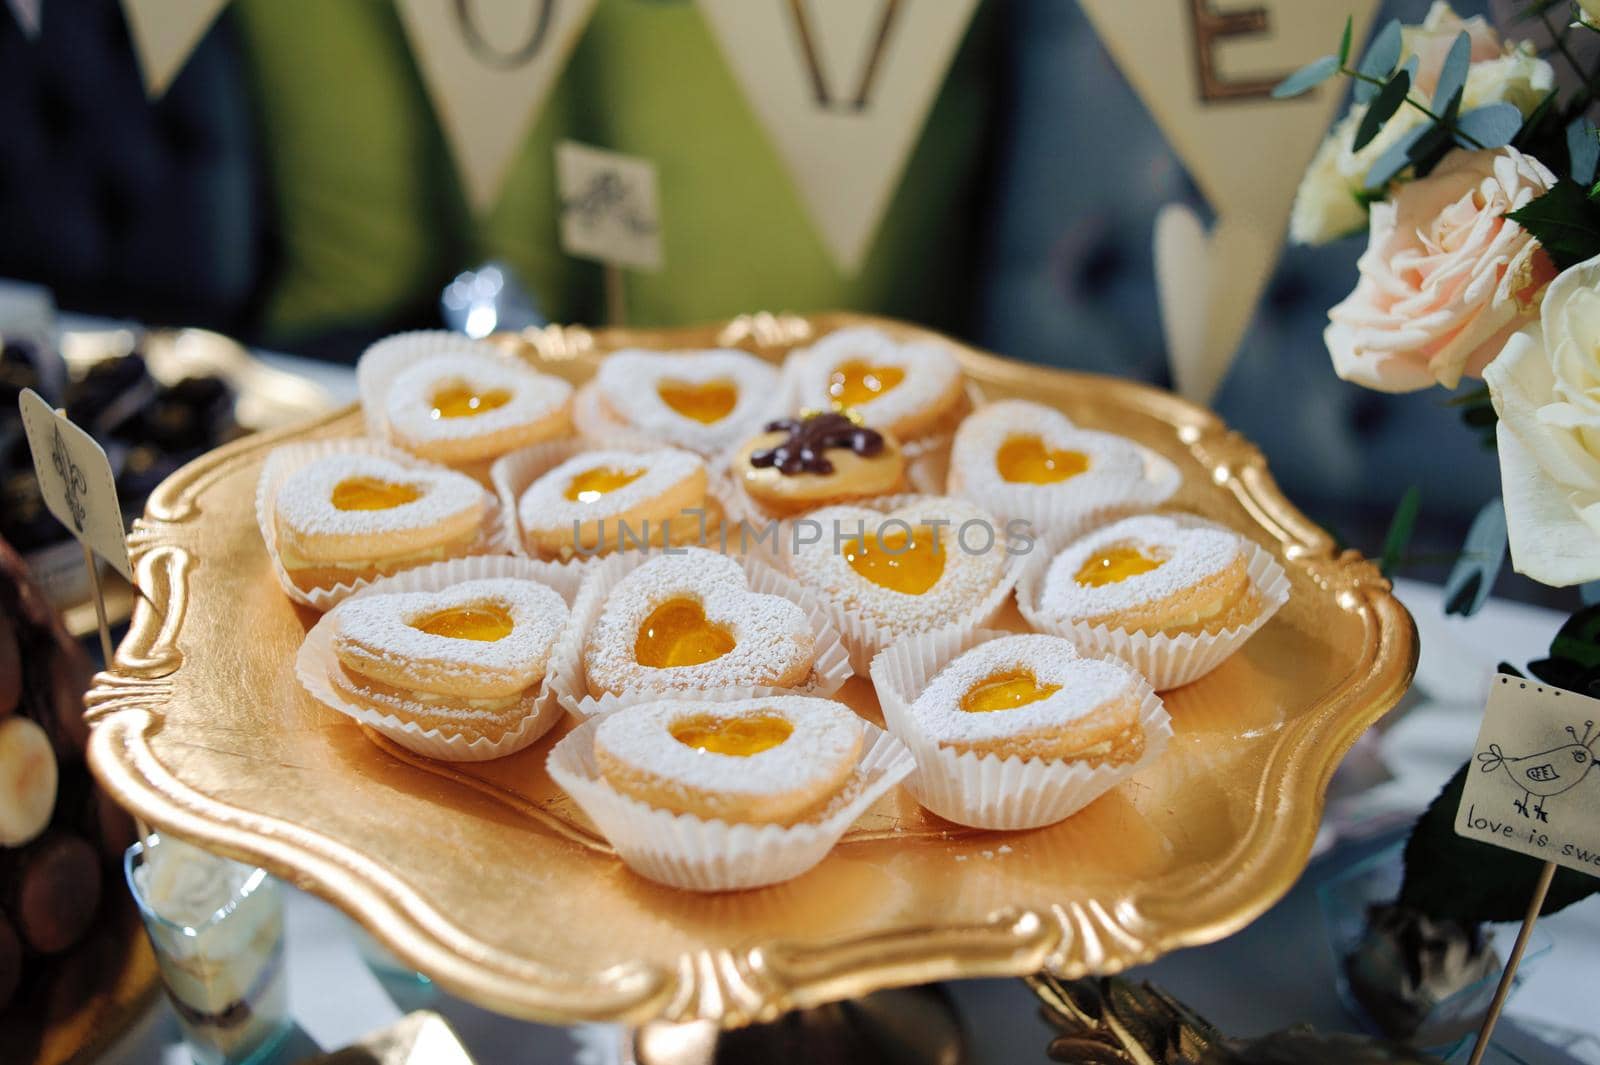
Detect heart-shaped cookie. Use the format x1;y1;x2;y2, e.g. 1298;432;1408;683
948;400;1152;520
1039;515;1259;637
785;327;966;441
516;447;712;559
592;695;863;824
788;498;1011;640
382;352;573;466
584;349;780;454
583;549;815;697
331;578;567;698
272;453;489;593
907;633;1145;764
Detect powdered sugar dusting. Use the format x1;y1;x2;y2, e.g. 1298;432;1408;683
331;578;567;692
788;498;1010;638
275;453;486;537
518;448;704;532
585;549;814;693
593;695;861;798
950;400;1147;504
595;349;779;452
787;327;961;433
909;634;1137;747
1040;515;1243;619
384;353;571;443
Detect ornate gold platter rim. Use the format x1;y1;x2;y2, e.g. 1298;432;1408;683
84;312;1417;1027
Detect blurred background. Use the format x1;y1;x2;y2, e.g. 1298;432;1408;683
0;0;1520;589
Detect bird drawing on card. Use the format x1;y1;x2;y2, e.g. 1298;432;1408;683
1476;720;1599;823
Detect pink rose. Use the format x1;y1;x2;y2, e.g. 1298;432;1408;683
1325;147;1557;392
1405;4;1505;100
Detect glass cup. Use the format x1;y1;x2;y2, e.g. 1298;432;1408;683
124;834;291;1065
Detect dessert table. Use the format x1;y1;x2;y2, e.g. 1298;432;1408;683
89;571;1600;1064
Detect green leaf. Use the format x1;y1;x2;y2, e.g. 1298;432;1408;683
1338;15;1354;65
1443;499;1507;617
1569;117;1600;186
1432;31;1471;113
1506;180;1600;269
1454;103;1525;149
1547;603;1600;670
1379;486;1421;578
1400;764;1599;923
1354;19;1403;104
1363;123;1429;191
1513;89;1559;151
1353;69;1411;152
1272;55;1340;99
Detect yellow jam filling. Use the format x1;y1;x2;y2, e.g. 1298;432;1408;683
828;360;905;407
669;712;794;756
959;669;1062;713
996;435;1089;484
1075;544;1163;587
844;526;945;595
635;598;736;668
657;379;738;424
430;383;512;419
564;466;645;504
330;477;421;511
411;604;514;642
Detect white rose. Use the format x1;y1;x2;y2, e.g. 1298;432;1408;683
1485;254;1600;586
1289;10;1554;246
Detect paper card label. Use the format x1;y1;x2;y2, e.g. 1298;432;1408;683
1455;675;1600;877
556;141;663;271
17;389;134;582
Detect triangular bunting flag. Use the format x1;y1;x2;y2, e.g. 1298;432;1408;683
1078;0;1382;403
396;0;598;213
698;0;978;275
119;0;230;97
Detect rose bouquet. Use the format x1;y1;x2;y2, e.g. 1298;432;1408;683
1277;1;1600;1038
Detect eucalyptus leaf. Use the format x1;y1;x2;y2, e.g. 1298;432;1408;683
1582;581;1600;606
1355;19;1403;104
1379;486;1421;578
1339;15;1354;65
1273;55;1339;99
1431;31;1471;113
1354;70;1411;152
1569;117;1600;187
1364;123;1430;191
1454;103;1524;149
1443;499;1506;617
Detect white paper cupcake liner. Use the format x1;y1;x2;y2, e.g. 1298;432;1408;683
256;439;511;612
1014;516;1291;691
548;553;855;720
869;626;1173;830
294;555;588;761
948;443;1182;543
489;439;739;562
546;714;914;891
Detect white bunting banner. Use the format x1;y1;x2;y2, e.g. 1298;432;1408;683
698;0;979;276
1078;0;1382;403
119;0;230;97
397;0;599;214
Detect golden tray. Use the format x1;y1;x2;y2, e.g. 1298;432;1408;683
84;312;1416;1028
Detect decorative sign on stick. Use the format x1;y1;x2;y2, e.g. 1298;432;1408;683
697;0;979;275
18;389;133;663
118;0;230;97
1454;674;1600;1064
397;0;599;213
1077;0;1382;403
556;140;663;326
